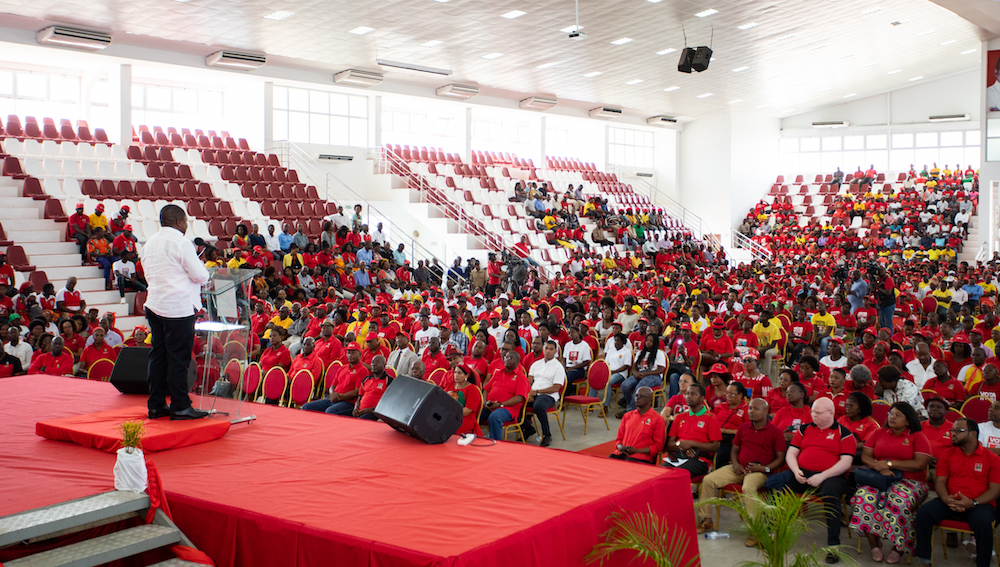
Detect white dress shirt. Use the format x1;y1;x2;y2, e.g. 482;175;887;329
528;357;567;402
905;357;937;389
141;226;211;318
5;341;32;369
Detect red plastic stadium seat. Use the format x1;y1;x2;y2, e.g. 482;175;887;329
5;246;34;272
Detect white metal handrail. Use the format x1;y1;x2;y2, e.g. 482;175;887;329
731;230;773;262
607;165;712;242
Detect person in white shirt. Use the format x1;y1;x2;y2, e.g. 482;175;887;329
978;399;1000;454
263;224;282;258
141;204;211;421
949;280;969;311
592;332;634;409
957;348;988;386
527;340;567;446
819;338;848;373
371;222;387;246
112;251;146;304
485;313;507;347
904;342;937;389
4;327;31;371
563;326;593;390
413;315;440;354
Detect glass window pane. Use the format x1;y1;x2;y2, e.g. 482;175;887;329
987;139;1000;162
50;75;79;103
330;94;349;116
889;148;914;171
350;96;367;118
988;120;1000;139
0;70;12;96
914;148;939;167
967;130;981;146
915;132;937;147
16;72;47;98
89;80;109;105
965;146;981;168
892;133;913;148
866;150;888;171
624;129;634;145
273;110;288;141
273;86;288;110
174;89;197;114
201;91;223;118
823;136;842;151
800;152;821;172
844;135;864;150
866;134;886;150
145;85;171;111
309;114;329;144
310;90;329;114
779;138;798;152
330;116;349;145
131;84;144;108
350;118;367;147
940;131;963;147
288;111;309;143
288;88;308;111
800;137;820;152
940;147;964;167
843;150;864;169
821;151;842;172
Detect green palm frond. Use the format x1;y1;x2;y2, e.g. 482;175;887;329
586;505;697;567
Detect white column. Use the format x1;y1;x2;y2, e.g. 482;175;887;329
539;116;546;166
111;64;132;146
464;106;473;162
373;95;382;148
262;82;274;150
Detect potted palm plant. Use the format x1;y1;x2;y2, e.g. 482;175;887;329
586;505;697;567
113;420;147;493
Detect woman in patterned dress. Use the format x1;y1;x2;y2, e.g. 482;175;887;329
849;402;931;563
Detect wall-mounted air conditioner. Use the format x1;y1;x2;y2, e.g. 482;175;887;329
519;96;558;111
646;115;677;125
334;69;384;87
36;26;111;51
589;106;623;119
811;121;850;129
436;84;480;100
206;51;267;71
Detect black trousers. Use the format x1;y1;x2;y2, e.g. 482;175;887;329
915;498;996;567
146;308;196;412
764;469;848;546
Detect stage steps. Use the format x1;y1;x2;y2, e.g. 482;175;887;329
0;490;202;567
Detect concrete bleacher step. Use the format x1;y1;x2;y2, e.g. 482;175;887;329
4;524;181;567
0;207;41;220
73;277;111;293
7;230;61;243
0;491;149;548
42;266;104;281
16;242;79;256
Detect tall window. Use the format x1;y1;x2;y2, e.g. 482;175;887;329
608;127;654;168
470;117;539;161
132;83;224;131
0;69;83;123
381;107;463;153
273;85;368;147
779;129;979;174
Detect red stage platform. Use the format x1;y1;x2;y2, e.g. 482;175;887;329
0;376;700;567
37;406;231;452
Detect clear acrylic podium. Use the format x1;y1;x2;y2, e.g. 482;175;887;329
195;267;258;424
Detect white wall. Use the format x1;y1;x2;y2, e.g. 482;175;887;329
730;113;780;229
678;112;732;233
781;70;979;130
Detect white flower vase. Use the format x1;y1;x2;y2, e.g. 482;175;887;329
114;447;147;493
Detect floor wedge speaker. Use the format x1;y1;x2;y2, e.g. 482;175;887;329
374;376;463;444
109;347;196;395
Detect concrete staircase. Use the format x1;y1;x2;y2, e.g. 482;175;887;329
0;490;204;567
957;209;982;265
0;176;144;332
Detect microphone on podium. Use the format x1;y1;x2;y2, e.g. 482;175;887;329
194;237;218;258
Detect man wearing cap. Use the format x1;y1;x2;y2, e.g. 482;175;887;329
67;203;92;262
89;203;110;232
362;332;390;370
111;223;137;258
109;205;130;236
302;342;367;415
87;227;115;290
112;251;146;305
314;319;344;365
141;205;211;420
700;317;734;372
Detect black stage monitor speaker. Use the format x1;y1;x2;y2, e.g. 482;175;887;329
109;347;196;395
691;46;713;72
677;47;695;73
374;376;463;444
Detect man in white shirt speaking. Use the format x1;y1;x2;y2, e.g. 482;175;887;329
527;340;567;447
141;205;211;420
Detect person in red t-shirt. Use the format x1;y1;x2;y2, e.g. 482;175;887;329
77;327;118;376
822;368;851;418
354;356;390;420
665;383;722;478
764;397;854;550
483;350;531;440
611;386;665;464
259;333;292;374
302;343;367;415
661;373;695;421
486;253;502;297
914;418;1000;565
28;336;74;376
772;382;813;443
289;337;325;385
923;360;967;407
921;398;954;464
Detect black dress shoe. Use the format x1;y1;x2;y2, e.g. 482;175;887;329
824;553;839;564
540;435;552;447
148;407;171;419
170;407;210;420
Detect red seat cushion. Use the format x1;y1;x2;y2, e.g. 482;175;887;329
938;520;973;531
564;395;600;404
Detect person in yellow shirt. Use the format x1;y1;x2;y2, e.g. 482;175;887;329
602;254;616;270
282;244;305;269
347;310;371;343
263;305;293;340
752;308;783;380
930;283;951;311
986;326;1000;356
811;303;836;357
89;203;110;232
227;251;247;269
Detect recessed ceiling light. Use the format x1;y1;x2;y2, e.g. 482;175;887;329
864;61;879;67
695;8;718;17
697;92;713;98
264;10;294;20
839;53;854;59
348;26;375;34
774;34;795;41
909;76;923;81
961;49;977;55
625;79;644;85
500;10;526;19
809;44;827;51
818;87;833;92
887;69;902;74
916;30;934;36
737;22;758;30
535;61;560;69
663;86;680;92
656;48;677;55
843;93;857;98
732;66;750;72
860;7;881;14
611;37;633;45
481;52;503;59
940;40;957;46
647;0;664;3
420;40;443;47
582;71;602;78
559;25;583;33
433;0;449;3
728;99;743;104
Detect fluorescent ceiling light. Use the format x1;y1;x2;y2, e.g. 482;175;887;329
656;48;677;55
647;0;664;3
582;71;602;77
864;61;879;67
420;40;443;47
939;40;957;46
625;79;644;85
697;92;713;98
887;69;902;74
695;8;718;17
376;59;453;75
611;37;633;45
481;52;504;59
663;86;680;92
433;0;448;3
860;7;881;14
728;99;743;104
559;25;583;33
263;10;294;20
535;61;560;69
909;76;923;81
732;66;750;72
500;10;526;19
737;22;758;30
839;53;854;59
843;93;856;98
348;26;375;35
961;49;977;55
